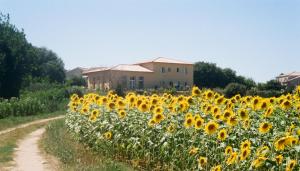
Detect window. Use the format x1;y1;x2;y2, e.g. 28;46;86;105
161;67;166;73
168;67;171;72
129;76;136;89
169;81;173;87
176;68;180;72
184;67;188;74
120;76;127;88
138;76;144;89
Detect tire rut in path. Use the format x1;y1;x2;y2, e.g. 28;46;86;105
12;128;55;171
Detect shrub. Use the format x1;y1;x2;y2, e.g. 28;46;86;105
223;83;247;98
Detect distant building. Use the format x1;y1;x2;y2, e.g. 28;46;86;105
276;72;300;87
83;57;194;90
66;67;87;80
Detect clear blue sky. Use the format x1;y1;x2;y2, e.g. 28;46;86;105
1;0;299;82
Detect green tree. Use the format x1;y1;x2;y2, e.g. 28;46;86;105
224;83;247;98
30;47;65;83
193;61;256;89
0;14;31;98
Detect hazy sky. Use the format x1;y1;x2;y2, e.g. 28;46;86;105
1;0;299;82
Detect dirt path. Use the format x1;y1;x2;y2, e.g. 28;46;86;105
1;116;64;171
0;116;64;136
12;128;56;171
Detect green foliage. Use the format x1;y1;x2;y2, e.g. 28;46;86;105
193;61;256;89
0;14;31;98
0;84;69;119
223;83;247;98
0;13;66;98
42;119;133;171
66;76;86;87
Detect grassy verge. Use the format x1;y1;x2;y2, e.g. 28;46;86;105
41;119;133;171
0;110;64;131
0;123;46;168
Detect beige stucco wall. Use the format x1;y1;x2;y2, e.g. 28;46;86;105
85;62;194;90
149;62;193;88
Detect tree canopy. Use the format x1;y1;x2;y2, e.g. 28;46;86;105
193;61;256;89
0;14;65;98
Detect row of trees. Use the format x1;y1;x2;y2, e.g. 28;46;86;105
193;62;287;97
0;14;65;98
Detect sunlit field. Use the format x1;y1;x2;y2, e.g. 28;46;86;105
66;86;300;171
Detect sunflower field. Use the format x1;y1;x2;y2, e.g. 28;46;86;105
65;86;300;171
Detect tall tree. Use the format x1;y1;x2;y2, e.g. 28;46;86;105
0;14;30;98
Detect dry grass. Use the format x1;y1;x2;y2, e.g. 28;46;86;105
41;119;133;171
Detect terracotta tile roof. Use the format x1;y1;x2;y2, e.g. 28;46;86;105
136;57;193;65
83;65;153;74
277;71;300;78
82;67;109;74
110;64;153;72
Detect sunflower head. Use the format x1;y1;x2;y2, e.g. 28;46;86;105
153;113;165;124
118;110;126;119
198;156;207;167
227;116;238;127
184;116;195;128
240;148;251;161
211;165;222;171
259;122;272;134
192;87;201;96
275;155;283;165
238;109;249;120
286;160;297;171
205;121;219;135
226;152;237;165
189;146;199;155
104;131;112;140
251;156;267;168
240;140;251;150
194;118;204;130
217;129;227;141
225;146;233;155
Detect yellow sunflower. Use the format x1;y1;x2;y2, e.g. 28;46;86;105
286;160;297;171
240;140;251;150
153;106;163;115
184;116;195;128
251;156;267;169
238;109;249;121
264;107;274;117
275;155;283;165
118;109;126;119
211;165;221;171
192;86;201;96
225;146;233;155
139;102;149;112
198;156;207;167
148;119;156;127
217;129;227;141
167;123;176;133
205;121;219;135
274;137;287;151
240;148;251;161
258;122;272;134
281;100;292;110
194;117;204;130
153;113;165;124
226;152;237;165
104;131;112;140
227;116;238;127
189;146;199;155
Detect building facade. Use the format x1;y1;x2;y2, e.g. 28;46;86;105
276;72;300;88
83;57;194;90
